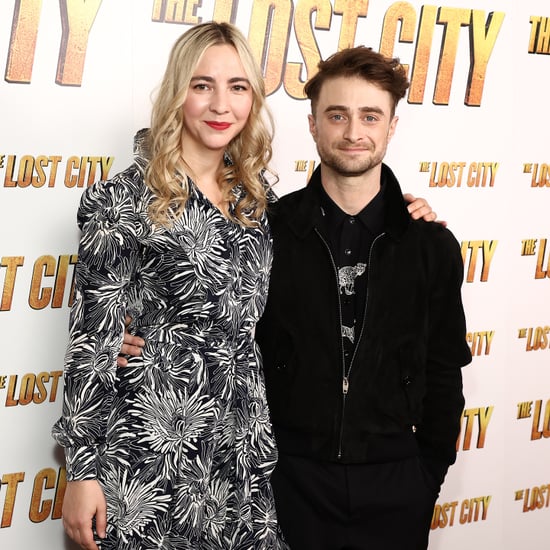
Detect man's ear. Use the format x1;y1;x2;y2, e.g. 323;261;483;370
308;113;317;141
387;115;399;143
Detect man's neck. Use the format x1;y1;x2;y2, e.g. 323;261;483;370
319;164;382;216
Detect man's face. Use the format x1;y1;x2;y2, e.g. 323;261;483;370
308;76;398;178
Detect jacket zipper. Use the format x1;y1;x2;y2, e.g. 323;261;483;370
314;228;347;458
325;230;386;460
346;232;386;376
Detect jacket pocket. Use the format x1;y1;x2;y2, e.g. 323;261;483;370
398;345;425;421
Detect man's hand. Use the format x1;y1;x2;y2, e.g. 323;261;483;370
404;193;447;227
62;480;107;550
117;316;144;367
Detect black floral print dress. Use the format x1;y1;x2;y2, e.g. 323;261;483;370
52;147;284;549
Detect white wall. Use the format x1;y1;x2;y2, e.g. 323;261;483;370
1;1;549;548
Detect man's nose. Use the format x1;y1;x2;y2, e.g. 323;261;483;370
343;117;363;142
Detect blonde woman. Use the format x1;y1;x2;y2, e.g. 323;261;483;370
53;22;284;549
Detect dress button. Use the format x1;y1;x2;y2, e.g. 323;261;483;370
344;248;352;255
349;217;355;224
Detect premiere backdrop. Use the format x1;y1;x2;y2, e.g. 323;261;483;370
1;1;549;548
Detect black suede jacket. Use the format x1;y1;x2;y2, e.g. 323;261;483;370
256;164;472;478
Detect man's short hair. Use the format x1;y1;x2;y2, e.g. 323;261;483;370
304;46;409;116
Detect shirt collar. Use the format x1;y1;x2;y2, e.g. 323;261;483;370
316;172;386;235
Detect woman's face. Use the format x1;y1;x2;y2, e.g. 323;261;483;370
181;44;254;156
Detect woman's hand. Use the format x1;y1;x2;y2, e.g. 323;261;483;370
117;316;144;367
404;193;447;227
62;480;107;550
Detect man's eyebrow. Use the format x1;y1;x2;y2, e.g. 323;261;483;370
323;105;385;115
359;105;385;115
324;104;350;113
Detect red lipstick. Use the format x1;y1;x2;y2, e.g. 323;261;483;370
206;121;231;130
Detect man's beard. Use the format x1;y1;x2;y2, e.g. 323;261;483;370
317;143;385;177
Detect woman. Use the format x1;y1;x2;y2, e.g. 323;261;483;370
52;22;283;549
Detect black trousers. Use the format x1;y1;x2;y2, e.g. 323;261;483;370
271;453;440;550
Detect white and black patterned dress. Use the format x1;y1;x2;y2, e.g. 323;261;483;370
52;152;283;549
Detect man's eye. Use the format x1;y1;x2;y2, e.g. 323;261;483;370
331;114;345;121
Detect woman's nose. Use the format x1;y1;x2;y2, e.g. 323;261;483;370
209;89;230;114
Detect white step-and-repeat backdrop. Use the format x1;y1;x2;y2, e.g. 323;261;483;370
1;1;549;548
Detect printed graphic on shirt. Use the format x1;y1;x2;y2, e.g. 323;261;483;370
339;263;366;344
338;263;366;295
342;325;355;344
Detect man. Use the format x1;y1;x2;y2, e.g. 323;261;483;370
120;47;470;549
253;46;471;550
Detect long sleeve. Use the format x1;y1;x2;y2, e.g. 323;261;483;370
52;174;146;480
416;226;472;482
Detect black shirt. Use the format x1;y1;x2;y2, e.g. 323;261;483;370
316;177;386;367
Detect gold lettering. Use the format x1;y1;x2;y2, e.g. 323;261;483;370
1;473;25;528
5;0;43;83
476;406;493;448
480;240;497;282
29;469;56;523
460;408;477;450
379;2;416;67
521;239;537;256
285;0;332;99
249;0;293;95
29;255;56;310
466;11;505;106
213;0;238;23
1;256;25;311
409;6;438;104
433;7;471;105
51;254;78;308
334;0;368;50
517;401;532;419
57;0;102;86
535;239;549;279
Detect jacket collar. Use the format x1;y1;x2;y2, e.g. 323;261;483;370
286;163;410;241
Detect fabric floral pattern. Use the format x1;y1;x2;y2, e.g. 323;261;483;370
52;157;283;549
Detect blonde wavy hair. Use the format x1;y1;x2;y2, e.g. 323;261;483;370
145;22;275;227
